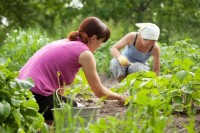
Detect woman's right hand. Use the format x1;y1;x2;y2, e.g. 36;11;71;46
80;50;128;105
117;55;130;66
118;95;127;106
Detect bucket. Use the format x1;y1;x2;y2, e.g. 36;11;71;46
52;106;101;128
52;88;101;128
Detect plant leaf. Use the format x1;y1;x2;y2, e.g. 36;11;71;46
0;102;5;123
191;91;200;102
2;100;11;118
181;86;193;94
176;70;188;83
173;96;183;104
15;78;34;90
12;109;21;127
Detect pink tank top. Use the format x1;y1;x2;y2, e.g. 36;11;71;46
18;39;89;96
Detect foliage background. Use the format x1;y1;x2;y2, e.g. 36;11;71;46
0;0;200;45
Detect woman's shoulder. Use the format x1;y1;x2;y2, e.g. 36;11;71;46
126;32;137;38
124;32;138;45
79;50;95;65
154;42;160;49
151;42;160;55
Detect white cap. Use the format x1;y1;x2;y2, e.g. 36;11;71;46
135;23;160;40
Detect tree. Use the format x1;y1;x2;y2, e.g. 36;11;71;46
0;0;200;44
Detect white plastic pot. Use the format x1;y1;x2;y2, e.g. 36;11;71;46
52;106;101;127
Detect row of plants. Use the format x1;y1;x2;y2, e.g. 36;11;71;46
52;39;200;132
54;40;200;132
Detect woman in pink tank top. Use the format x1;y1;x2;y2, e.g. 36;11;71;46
18;16;126;125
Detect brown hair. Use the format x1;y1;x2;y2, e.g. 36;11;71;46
67;17;110;44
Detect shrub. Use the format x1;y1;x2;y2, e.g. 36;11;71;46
0;28;52;71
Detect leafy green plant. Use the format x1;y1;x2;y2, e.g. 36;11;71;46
61;70;93;101
118;71;172;132
160;38;200;74
0;58;48;133
94;40;117;75
107;63;199;132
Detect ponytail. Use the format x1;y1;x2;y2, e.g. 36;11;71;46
67;31;89;44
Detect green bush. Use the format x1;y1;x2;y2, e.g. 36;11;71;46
0;58;48;133
160;38;200;74
0;28;52;71
94;39;117;76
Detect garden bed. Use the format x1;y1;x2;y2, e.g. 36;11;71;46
75;74;200;132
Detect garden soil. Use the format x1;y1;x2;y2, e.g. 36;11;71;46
77;74;200;133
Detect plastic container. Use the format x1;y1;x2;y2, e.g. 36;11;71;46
52;88;101;127
52;106;101;127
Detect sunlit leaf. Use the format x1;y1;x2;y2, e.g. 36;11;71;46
15;78;34;90
139;81;148;88
134;90;149;105
26;99;39;110
149;88;160;96
144;71;157;78
176;70;188;83
17;128;25;133
191;91;200;102
182;58;194;70
0;102;5;122
21;107;38;117
12;109;21;127
71;87;81;94
181;86;193;94
1;100;11;118
11;98;23;106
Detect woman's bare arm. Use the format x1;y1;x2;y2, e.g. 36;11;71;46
79;50;126;103
152;43;160;76
110;32;136;58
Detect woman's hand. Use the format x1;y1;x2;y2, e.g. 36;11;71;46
118;95;127;106
80;50;128;104
117;55;130;66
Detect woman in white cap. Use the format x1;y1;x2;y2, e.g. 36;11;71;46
110;23;160;82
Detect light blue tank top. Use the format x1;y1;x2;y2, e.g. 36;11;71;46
122;33;152;63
